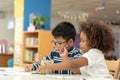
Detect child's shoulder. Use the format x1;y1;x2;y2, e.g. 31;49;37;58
69;46;82;55
50;50;59;54
86;48;103;56
89;48;102;52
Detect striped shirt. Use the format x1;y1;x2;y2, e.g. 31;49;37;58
32;46;82;74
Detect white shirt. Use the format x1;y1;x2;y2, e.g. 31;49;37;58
80;49;113;78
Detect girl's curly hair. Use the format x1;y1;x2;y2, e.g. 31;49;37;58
80;20;114;53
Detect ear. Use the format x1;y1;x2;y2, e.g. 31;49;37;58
67;39;74;44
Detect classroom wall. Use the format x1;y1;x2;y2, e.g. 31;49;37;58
0;12;14;46
110;25;120;59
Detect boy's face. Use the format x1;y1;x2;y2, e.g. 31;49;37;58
51;36;73;52
79;31;91;53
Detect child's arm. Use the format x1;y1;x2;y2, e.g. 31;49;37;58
25;51;54;72
25;61;42;72
25;64;33;72
36;56;88;73
59;47;81;74
71;68;81;74
32;61;41;71
32;52;53;71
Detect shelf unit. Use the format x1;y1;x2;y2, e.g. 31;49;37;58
23;30;53;63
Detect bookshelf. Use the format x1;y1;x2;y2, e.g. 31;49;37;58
23;30;53;63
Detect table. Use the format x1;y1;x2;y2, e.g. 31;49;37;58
0;54;13;67
0;67;113;80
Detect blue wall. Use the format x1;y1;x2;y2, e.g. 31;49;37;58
24;0;51;31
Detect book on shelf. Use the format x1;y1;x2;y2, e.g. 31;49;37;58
25;37;38;46
24;49;38;62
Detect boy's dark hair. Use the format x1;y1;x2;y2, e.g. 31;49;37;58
80;20;114;53
52;21;76;41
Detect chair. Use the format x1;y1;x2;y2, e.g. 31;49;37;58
105;59;120;79
7;58;13;67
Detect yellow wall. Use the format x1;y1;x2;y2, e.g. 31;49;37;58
14;0;24;18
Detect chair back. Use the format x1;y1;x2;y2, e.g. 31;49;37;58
7;58;13;67
106;59;120;79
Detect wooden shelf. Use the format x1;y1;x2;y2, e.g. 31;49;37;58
25;46;38;48
24;30;39;34
0;54;13;55
22;30;54;64
24;61;35;63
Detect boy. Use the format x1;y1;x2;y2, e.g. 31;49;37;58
25;21;82;74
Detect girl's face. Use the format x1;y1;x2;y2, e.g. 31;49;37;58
79;31;91;53
51;36;73;52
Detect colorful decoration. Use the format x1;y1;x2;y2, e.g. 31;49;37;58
57;1;106;22
57;11;89;22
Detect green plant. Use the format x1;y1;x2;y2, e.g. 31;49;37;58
33;14;48;26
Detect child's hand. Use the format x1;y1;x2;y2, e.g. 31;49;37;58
25;64;33;72
36;66;50;73
59;47;69;61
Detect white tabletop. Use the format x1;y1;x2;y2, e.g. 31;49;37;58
0;67;113;80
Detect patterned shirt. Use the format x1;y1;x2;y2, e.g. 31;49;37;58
32;46;82;74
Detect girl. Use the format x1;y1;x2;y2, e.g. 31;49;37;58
37;20;114;78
